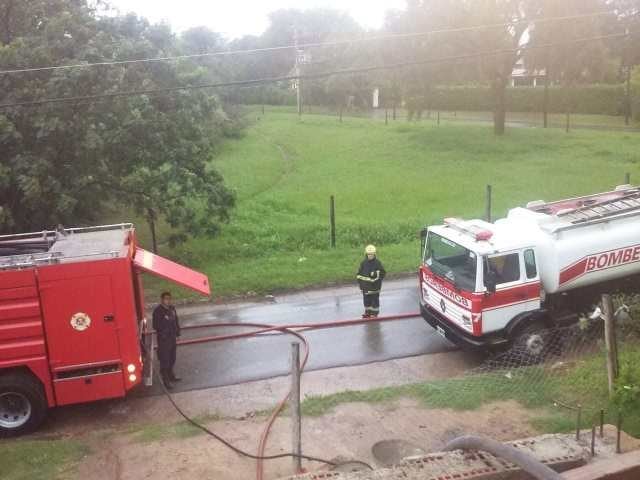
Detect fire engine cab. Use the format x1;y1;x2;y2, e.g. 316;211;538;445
0;224;210;437
419;185;640;353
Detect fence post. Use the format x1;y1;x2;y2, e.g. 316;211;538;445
437;111;440;126
576;405;582;441
339;107;343;123
624;172;631;185
385;108;388;125
565;112;570;133
290;342;302;473
616;412;622;454
602;294;619;398
329;195;336;248
485;185;492;223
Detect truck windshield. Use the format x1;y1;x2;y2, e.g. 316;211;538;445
424;232;477;291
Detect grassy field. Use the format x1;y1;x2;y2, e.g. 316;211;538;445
134;108;640;299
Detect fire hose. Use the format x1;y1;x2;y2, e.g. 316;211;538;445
444;436;564;480
153;312;421;479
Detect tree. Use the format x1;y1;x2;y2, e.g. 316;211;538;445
456;0;529;135
526;0;613;127
607;1;640;65
0;1;235;251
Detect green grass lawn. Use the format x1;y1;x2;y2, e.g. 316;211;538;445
0;439;90;480
130;108;640;300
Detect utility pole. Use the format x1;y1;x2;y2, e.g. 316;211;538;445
294;28;303;118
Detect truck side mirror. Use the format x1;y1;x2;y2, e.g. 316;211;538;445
484;271;497;293
420;228;428;257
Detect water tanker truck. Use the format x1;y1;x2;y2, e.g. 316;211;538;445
419;185;640;353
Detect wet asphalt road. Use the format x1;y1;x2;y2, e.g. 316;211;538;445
141;278;456;396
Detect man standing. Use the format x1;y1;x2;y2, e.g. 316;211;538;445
356;245;386;318
152;291;181;388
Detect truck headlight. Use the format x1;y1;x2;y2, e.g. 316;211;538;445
462;315;472;327
129;374;137;382
127;364;136;373
422;285;429;300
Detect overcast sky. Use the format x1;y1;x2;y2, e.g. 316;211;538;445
107;0;405;38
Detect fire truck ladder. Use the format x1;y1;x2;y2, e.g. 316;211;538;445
556;189;640;225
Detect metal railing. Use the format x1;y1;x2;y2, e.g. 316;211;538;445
0;223;133;270
0;222;133;242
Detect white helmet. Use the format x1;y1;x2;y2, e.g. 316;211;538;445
365;244;376;255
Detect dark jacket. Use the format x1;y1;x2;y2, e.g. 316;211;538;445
356;257;386;292
152;304;181;341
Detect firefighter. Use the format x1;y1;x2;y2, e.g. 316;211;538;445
356;245;386;318
152;291;182;388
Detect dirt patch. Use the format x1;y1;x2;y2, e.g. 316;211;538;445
74;399;539;480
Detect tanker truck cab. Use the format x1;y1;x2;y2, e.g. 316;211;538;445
420;185;640;353
420;217;543;351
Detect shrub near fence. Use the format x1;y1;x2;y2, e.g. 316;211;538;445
430;85;628;116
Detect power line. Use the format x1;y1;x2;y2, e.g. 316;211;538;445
0;11;617;76
0;32;627;110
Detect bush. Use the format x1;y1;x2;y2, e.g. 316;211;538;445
615;294;640;340
428;84;627;115
613;360;640;414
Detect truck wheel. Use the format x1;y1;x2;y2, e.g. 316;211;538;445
512;322;548;363
0;372;48;438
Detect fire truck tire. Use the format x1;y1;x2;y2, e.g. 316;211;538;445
511;321;549;363
0;372;48;438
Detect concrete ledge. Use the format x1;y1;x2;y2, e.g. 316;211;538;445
283;430;640;480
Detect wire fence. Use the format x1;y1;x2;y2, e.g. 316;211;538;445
436;302;640;433
291;296;640;478
260;104;640;132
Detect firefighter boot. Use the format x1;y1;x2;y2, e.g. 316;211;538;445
161;370;174;390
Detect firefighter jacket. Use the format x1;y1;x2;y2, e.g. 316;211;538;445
357;257;386;292
152;304;181;341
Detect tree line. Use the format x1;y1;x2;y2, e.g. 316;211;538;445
230;1;639;135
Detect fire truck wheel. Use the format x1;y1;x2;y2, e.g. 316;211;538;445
512;322;548;363
0;372;47;438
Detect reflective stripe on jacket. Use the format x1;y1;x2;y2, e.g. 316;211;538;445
356;257;386;292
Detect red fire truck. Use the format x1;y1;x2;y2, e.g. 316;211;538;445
419;185;640;353
0;224;210;437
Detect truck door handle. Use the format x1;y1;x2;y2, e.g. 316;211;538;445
104;314;115;322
